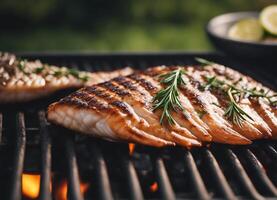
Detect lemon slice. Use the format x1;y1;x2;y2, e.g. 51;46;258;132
260;5;277;36
228;18;264;41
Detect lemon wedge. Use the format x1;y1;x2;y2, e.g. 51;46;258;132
260;5;277;36
228;18;264;41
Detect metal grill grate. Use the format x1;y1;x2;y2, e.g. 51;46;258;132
0;52;276;200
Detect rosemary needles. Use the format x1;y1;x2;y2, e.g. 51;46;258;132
152;68;186;125
224;87;254;126
153;59;276;127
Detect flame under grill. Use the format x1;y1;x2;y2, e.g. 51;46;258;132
0;52;276;200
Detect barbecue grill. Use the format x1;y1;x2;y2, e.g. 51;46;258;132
1;52;276;200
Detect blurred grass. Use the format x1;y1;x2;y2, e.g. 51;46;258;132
0;0;275;51
0;23;211;51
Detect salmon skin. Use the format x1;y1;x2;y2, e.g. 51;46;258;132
0;52;133;103
47;64;277;148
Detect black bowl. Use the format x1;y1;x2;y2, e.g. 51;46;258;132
206;12;277;60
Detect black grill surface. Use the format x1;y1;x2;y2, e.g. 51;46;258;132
0;52;276;200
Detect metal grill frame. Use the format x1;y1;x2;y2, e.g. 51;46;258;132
1;52;276;200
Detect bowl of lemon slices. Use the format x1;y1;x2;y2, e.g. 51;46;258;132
206;5;277;59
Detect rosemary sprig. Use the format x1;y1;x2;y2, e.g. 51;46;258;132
244;87;277;106
196;57;277;123
201;76;252;125
201;75;277;125
201;75;225;91
224;88;253;127
152;68;186;125
195;57;217;66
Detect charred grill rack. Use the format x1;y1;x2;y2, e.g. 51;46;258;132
0;52;276;200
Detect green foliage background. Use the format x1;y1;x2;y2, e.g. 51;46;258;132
0;0;275;51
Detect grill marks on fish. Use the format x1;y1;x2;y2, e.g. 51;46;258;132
188;68;265;141
128;73;157;92
51;81;174;146
100;76;201;146
250;98;277;137
140;70;212;142
181;81;251;144
201;65;274;138
47;65;277;148
131;72;205;144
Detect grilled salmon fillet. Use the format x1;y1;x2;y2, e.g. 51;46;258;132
0;52;133;103
47;64;277;148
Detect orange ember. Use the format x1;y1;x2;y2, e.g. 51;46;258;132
56;180;89;200
150;182;158;192
129;143;135;155
80;183;89;194
22;174;40;199
56;180;67;200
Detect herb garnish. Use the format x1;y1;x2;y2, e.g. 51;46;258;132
201;75;277;125
16;59;89;82
195;57;217;66
17;60;29;75
152;68;186;125
224;88;254;126
201;76;225;91
53;68;90;82
34;65;45;74
200;75;253;125
243;87;277;106
67;68;80;78
195;57;277;124
53;70;63;77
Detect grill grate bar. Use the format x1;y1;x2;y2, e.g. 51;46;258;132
8;113;26;200
64;135;84;200
123;158;144;200
91;144;114;200
264;145;277;161
0;113;2;144
38;111;52;200
224;149;264;200
243;149;277;197
154;157;176;200
204;149;237;200
184;151;210;200
7;53;277;200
